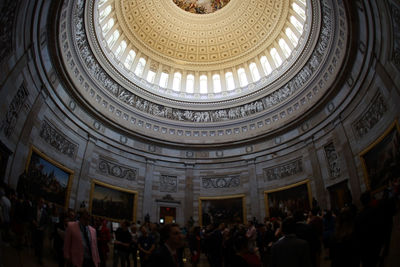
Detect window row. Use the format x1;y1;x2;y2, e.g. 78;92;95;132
97;0;307;94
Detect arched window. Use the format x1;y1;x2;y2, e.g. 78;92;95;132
213;74;222;93
286;28;299;46
107;30;119;47
98;0;109;6
102;18;114;35
115;40;127;59
260;56;272;75
186;74;194;93
99;5;112;22
172;72;182;91
270;48;282;67
124;50;136;69
134;58;146;76
225;72;235;90
146;70;156;83
238;68;248;87
200;75;207;94
293;3;306;20
249;63;260;81
159;72;169;88
290;16;303;33
279;39;291;58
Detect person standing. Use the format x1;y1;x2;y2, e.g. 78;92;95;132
130;224;139;267
148;223;185;267
138;225;155;267
31;198;49;265
64;208;100;267
98;219;111;267
113;220;132;267
270;217;311;267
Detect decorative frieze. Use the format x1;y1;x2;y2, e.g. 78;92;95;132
98;158;137;181
352;91;387;139
71;0;333;123
160;175;178;193
201;175;240;189
324;142;340;179
40;120;78;158
0;0;18;63
1;84;29;137
390;2;400;69
263;158;303;181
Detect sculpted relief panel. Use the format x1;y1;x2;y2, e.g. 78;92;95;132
324;142;340;179
98;157;138;181
263;158;303;182
0;0;17;63
0;84;29;138
201;175;240;189
352;91;387;139
40;120;78;159
160;175;178;192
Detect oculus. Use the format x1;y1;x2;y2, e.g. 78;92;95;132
172;0;230;14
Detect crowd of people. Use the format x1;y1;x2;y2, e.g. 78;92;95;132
0;179;399;267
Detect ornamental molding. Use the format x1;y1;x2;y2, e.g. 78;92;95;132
323;142;340;179
98;157;138;181
352;90;387;139
40;120;78;159
160;175;178;192
201;175;240;189
0;84;29;138
263;158;303;181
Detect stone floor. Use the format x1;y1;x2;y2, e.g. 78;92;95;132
1;217;400;267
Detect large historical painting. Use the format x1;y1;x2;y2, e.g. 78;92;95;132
173;0;230;14
23;146;73;207
360;121;400;193
199;195;245;226
90;180;137;222
264;180;312;218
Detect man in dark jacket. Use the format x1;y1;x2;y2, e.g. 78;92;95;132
149;223;185;267
270;217;311;267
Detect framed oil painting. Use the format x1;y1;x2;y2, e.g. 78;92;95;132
199;194;246;226
23;146;73;207
264;180;312;218
89;180;138;222
360;120;400;193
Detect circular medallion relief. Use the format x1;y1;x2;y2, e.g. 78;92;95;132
172;0;231;14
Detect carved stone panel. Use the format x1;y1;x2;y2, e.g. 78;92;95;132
160;175;177;193
352;91;387;139
40;120;78;158
390;1;400;69
201;175;240;189
98;157;137;181
324;142;340;179
0;84;29;137
0;0;17;63
263;158;303;182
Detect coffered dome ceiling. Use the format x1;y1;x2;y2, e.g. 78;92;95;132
57;0;348;145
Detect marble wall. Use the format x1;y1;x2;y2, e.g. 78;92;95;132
0;0;399;226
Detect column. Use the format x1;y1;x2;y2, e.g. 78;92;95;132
306;138;328;209
142;158;155;222
332;119;362;206
74;135;97;210
184;164;194;225
247;160;260;222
